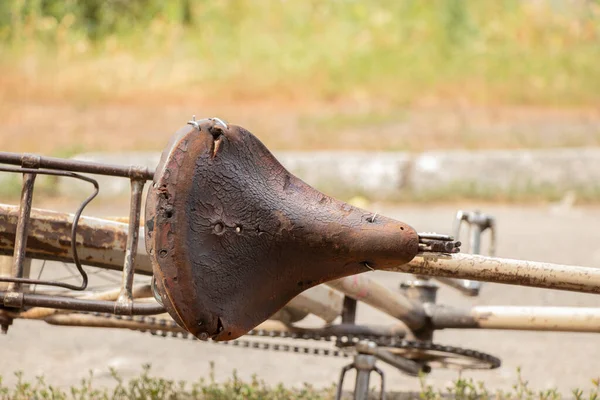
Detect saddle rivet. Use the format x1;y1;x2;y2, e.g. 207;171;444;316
199;332;209;341
235;225;242;233
159;249;168;258
214;223;224;234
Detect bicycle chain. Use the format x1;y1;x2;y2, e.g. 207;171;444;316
88;312;501;369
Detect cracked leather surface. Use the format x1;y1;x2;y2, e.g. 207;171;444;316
145;120;420;341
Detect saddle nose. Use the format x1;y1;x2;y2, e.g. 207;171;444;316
145;120;420;341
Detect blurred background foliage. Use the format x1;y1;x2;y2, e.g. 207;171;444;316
1;0;599;106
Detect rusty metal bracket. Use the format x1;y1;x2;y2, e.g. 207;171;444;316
418;232;461;253
114;177;146;315
0;152;154;316
4;172;36;305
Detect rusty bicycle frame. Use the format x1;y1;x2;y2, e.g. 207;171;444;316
1;160;598;331
1;135;599;398
2;201;599;335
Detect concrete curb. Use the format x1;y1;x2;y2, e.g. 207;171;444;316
412;148;600;200
56;148;600;200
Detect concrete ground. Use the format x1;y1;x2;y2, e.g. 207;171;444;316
1;202;600;395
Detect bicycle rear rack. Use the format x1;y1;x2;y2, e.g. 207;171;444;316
0;152;164;324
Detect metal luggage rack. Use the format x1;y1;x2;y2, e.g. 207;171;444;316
0;152;163;316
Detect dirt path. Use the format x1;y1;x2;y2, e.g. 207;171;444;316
2;100;599;155
1;203;599;394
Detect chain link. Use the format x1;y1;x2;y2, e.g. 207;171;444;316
84;312;500;370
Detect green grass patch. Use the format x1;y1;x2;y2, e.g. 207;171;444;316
1;363;334;400
0;365;599;400
1;1;600;106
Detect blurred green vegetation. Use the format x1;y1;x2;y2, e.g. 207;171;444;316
1;0;599;105
1;364;599;399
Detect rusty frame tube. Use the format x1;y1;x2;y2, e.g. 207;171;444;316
0;291;164;315
383;253;600;294
0;204;152;275
45;313;181;332
430;305;600;333
0;152;154;180
287;323;407;339
17;284;153;320
5;204;600;333
287;285;343;323
327;275;426;331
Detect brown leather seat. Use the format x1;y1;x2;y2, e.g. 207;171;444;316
145;119;420;341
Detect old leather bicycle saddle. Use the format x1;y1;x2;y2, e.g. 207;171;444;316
145;118;420;341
